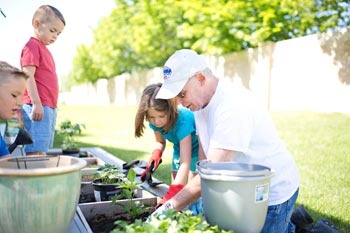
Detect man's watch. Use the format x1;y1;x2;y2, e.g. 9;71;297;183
164;201;175;210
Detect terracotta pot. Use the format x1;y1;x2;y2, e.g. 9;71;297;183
0;155;86;233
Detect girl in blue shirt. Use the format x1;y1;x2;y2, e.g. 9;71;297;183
0;61;28;157
135;83;199;207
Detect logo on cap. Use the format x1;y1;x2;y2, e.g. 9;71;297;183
163;66;172;80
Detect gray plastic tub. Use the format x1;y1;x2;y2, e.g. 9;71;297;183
197;160;274;233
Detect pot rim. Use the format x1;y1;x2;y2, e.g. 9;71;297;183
197;160;273;177
0;155;87;176
92;178;121;186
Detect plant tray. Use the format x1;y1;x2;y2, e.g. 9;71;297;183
77;188;157;233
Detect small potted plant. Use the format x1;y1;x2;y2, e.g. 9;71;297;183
92;164;126;201
56;119;85;157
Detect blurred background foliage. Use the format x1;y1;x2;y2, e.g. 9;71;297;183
68;0;350;86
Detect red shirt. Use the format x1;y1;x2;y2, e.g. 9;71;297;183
20;37;59;108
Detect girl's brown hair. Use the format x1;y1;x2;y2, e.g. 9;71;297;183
135;83;178;137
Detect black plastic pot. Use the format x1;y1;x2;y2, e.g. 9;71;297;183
62;149;80;157
92;178;122;201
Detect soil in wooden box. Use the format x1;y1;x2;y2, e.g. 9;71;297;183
88;206;152;233
79;181;96;203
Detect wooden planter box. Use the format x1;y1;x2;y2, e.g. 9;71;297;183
47;148;93;158
49;147;168;233
77;187;157;233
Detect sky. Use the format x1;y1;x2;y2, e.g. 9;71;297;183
0;0;115;76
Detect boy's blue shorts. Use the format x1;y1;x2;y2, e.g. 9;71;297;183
21;104;57;153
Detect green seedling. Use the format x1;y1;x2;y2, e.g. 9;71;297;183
111;169;151;219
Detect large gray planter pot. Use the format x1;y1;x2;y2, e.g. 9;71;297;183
0;155;87;233
198;160;274;233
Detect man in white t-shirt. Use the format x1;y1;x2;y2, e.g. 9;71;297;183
154;49;300;233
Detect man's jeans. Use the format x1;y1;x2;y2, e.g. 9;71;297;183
186;197;203;216
261;188;299;233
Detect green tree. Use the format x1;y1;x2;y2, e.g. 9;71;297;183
70;0;350;84
69;44;107;85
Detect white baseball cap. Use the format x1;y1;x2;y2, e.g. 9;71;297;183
156;49;207;99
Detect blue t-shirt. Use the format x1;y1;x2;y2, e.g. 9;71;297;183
0;134;9;157
149;108;199;158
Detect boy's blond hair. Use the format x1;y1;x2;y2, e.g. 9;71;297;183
0;61;29;84
32;5;65;26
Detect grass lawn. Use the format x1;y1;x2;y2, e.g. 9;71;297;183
54;104;350;232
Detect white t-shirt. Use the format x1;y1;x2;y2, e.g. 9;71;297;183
194;79;299;205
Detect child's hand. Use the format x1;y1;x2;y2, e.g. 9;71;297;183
149;149;162;171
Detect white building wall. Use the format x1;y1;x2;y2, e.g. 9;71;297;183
60;29;350;113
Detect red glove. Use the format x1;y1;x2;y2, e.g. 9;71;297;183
140;149;163;182
149;149;163;171
156;184;184;208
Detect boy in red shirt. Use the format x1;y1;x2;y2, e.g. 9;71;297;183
20;5;65;155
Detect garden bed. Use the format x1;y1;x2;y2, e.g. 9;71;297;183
77;159;158;233
77;188;157;233
47;147;167;233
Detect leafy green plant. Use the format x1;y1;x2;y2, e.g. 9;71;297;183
95;164;125;184
111;169;234;232
56;119;85;151
111;169;151;219
112;209;234;233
